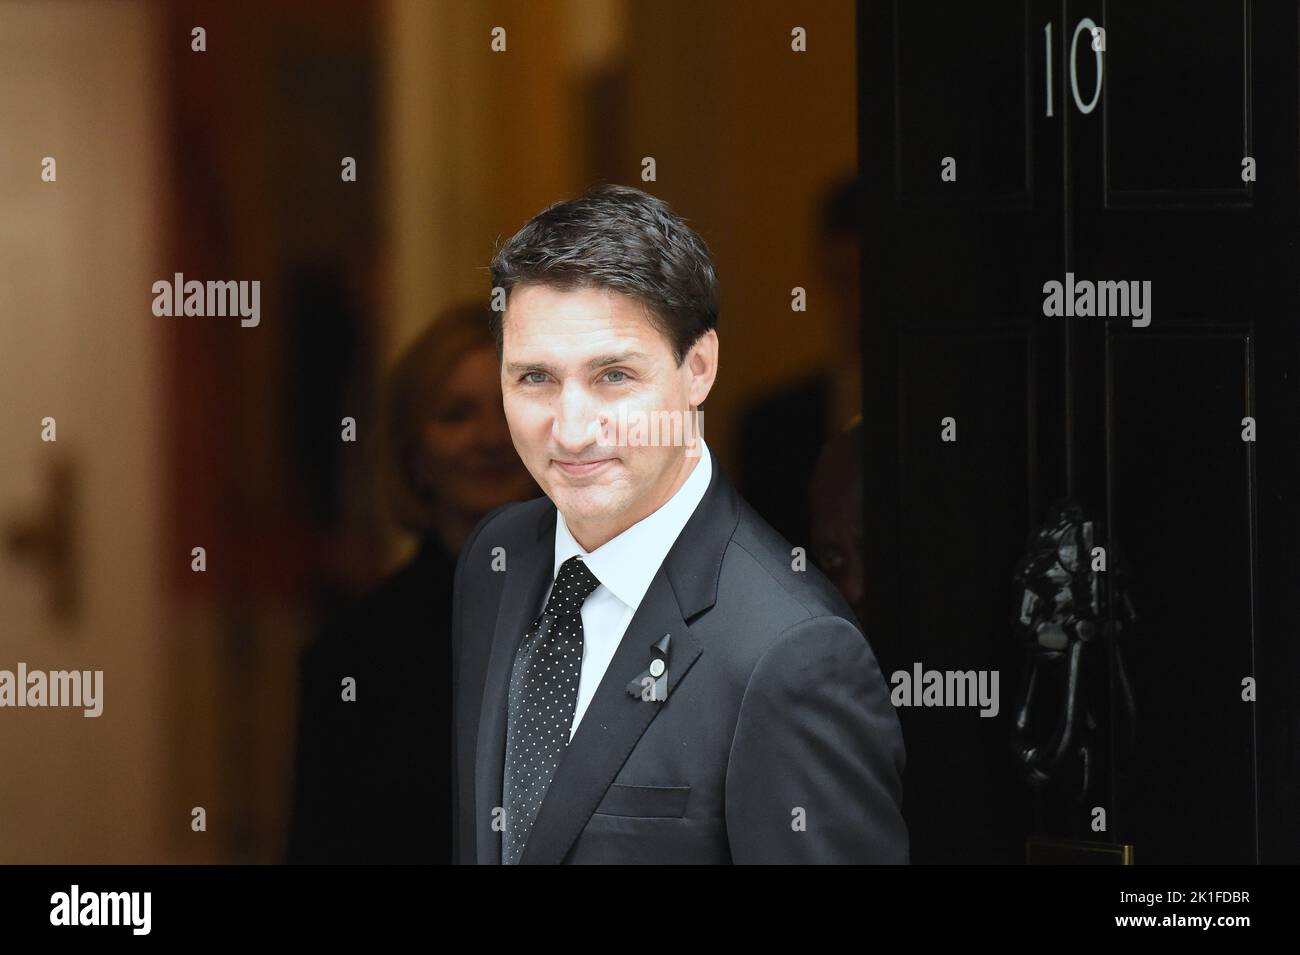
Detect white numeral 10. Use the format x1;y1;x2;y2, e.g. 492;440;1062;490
1045;18;1105;117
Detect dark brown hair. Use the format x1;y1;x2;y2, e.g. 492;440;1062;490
488;182;720;366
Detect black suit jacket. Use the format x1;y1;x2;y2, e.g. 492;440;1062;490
452;454;907;864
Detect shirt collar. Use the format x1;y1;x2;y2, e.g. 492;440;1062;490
553;438;713;612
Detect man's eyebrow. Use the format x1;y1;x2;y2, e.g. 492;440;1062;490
504;351;649;376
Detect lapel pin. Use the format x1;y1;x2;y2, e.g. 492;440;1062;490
626;633;672;703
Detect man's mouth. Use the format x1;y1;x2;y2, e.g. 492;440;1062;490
554;457;615;476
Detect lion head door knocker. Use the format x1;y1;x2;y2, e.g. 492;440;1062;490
1010;498;1137;828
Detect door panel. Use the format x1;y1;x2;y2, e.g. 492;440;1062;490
0;0;167;863
861;0;1299;863
1103;0;1251;204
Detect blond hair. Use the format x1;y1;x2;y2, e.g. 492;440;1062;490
379;303;496;534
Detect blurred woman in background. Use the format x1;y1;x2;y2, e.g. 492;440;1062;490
286;303;538;863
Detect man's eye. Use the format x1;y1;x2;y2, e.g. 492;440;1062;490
521;372;547;384
604;369;628;383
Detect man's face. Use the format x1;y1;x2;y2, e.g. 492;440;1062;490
501;283;716;551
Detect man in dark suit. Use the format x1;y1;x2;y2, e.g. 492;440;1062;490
452;183;906;864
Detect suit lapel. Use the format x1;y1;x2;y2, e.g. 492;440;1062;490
474;506;555;864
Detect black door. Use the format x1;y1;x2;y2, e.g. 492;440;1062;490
859;0;1300;864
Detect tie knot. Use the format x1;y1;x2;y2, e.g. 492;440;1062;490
542;555;601;617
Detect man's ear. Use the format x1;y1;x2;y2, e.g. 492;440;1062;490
686;329;719;406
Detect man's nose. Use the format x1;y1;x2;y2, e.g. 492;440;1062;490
552;383;603;449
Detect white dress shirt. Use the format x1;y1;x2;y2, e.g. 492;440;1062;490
542;439;713;741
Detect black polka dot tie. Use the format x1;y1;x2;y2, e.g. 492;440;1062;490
501;555;602;864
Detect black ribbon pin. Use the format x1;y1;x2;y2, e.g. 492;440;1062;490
625;633;671;703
